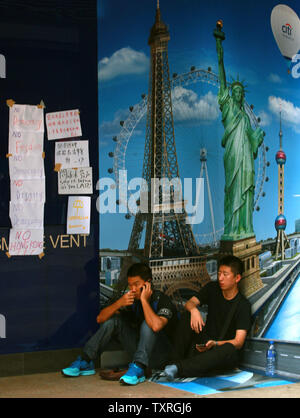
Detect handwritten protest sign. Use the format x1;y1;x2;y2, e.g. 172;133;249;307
8;105;44;155
58;167;93;195
8;104;45;257
9;154;45;180
8;131;44;156
55;140;89;170
10;202;44;229
9;229;44;256
9;104;44;133
67;196;90;235
10;178;45;203
46;109;82;140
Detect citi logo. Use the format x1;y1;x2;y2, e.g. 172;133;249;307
0;314;6;338
282;23;293;37
0;54;5;78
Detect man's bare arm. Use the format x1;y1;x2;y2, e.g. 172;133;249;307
96;291;135;324
185;296;205;334
196;329;248;352
140;282;168;333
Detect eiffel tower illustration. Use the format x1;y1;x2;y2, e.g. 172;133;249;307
123;1;210;297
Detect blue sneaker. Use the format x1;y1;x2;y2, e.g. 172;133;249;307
119;363;145;385
61;356;96;377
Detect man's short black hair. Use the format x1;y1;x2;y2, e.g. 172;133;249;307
127;263;152;282
218;255;243;276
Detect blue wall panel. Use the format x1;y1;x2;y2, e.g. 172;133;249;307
0;1;99;355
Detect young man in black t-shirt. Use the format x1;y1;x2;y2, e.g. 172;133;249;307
163;255;252;380
62;263;177;385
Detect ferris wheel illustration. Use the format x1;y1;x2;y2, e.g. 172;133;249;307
107;67;269;248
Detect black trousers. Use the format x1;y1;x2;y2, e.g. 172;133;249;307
170;312;239;378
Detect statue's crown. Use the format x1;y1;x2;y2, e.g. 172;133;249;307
231;81;244;90
230;75;247;92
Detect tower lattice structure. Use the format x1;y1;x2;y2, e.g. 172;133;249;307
124;3;211;297
275;112;289;260
128;4;199;260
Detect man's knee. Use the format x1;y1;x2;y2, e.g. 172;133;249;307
217;343;239;366
140;320;155;335
219;342;237;355
100;316;114;329
98;315;121;332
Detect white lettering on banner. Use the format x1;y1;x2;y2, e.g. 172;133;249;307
0;314;6;339
291;54;300;79
0;54;6;78
96;171;205;226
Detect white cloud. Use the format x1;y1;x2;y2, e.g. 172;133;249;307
98;47;148;81
268;73;282;84
99;107;145;141
99;108;130;139
257;110;271;127
99;87;219;143
172;87;219;123
268;96;300;131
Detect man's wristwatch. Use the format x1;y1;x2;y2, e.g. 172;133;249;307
215;341;218;346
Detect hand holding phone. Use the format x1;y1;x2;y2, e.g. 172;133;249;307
140;281;153;301
195;343;208;353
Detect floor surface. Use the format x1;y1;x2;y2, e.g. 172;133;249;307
0;370;300;398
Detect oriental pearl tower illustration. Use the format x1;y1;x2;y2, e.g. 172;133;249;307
275;112;289;260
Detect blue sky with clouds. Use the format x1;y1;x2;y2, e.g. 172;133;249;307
98;0;300;250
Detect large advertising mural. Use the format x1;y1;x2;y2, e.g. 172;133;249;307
98;0;300;341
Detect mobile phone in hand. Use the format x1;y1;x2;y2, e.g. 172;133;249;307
196;343;206;348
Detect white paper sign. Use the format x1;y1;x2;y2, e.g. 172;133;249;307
55;140;89;169
10;178;45;203
8;131;44;156
46;109;82;140
9;202;44;229
58;167;93;195
9;229;44;256
9;104;44;133
8;103;45;256
9;155;45;180
67;196;91;235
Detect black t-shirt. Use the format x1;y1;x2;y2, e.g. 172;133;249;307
120;289;178;339
196;281;252;342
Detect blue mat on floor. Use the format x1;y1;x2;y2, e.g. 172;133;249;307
149;369;296;395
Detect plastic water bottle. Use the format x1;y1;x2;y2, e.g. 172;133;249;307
266;341;276;377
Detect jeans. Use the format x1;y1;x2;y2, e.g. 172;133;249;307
170;311;239;377
83;314;172;369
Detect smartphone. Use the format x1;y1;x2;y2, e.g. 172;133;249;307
195;343;206;348
141;280;154;291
